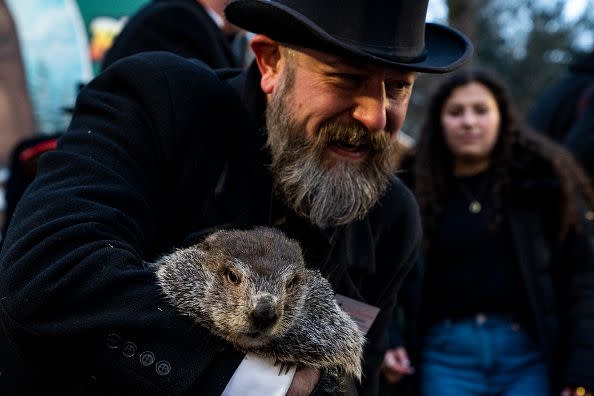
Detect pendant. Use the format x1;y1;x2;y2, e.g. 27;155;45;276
469;200;482;214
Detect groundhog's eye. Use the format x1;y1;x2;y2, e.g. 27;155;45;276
286;275;300;289
225;268;241;285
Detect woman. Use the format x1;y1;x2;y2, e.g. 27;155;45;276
382;69;594;396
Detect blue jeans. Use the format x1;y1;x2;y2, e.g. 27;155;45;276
420;314;550;396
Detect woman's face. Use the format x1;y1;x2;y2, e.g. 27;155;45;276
441;82;501;163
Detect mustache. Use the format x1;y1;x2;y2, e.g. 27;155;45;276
315;120;393;152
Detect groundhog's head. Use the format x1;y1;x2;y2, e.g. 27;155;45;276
198;227;308;348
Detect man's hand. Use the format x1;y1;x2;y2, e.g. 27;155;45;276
561;387;593;396
286;367;320;396
381;347;415;384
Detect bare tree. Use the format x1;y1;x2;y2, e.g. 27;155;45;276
401;0;593;141
447;0;482;46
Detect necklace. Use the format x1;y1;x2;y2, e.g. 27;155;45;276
456;172;490;214
468;200;482;214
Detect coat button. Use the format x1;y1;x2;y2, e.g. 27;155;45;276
122;342;137;358
139;351;156;367
105;334;121;350
155;360;171;376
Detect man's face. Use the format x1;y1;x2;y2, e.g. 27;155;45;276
265;47;416;228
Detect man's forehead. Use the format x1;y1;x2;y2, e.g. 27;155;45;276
293;46;416;79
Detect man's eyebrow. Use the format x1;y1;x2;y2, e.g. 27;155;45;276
324;58;415;82
323;56;370;72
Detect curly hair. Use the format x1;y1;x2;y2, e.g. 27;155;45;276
413;68;594;245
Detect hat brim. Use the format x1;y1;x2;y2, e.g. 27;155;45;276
226;0;473;73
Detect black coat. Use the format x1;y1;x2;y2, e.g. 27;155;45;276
102;0;240;71
393;158;594;393
528;53;594;179
0;53;421;395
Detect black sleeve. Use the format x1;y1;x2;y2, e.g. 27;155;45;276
561;209;594;391
0;53;242;395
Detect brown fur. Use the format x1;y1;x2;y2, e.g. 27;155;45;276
152;227;365;383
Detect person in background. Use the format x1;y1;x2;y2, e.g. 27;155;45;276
0;0;472;394
382;69;594;396
102;0;244;71
528;50;594;180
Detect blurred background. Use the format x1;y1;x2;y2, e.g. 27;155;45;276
405;0;594;137
0;0;591;228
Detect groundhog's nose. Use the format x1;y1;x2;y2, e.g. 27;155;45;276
251;299;278;330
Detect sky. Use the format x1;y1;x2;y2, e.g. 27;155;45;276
427;0;590;22
563;0;589;20
426;0;593;50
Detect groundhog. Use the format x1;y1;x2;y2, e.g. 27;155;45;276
152;226;365;385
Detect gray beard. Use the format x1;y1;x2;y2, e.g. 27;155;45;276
265;70;399;229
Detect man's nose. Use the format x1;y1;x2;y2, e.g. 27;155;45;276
351;85;388;133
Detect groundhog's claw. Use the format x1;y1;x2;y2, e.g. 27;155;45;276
274;360;294;376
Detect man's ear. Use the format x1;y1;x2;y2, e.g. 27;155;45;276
250;35;283;94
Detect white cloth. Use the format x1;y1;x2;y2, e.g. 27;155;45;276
221;353;296;396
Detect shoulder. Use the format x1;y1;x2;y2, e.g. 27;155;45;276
75;52;247;155
97;52;233;101
127;0;209;22
129;0;216;35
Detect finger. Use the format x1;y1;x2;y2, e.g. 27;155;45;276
383;351;397;367
394;348;412;367
382;363;415;375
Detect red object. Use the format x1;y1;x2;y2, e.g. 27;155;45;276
18;139;58;162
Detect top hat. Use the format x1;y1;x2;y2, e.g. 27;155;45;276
225;0;473;73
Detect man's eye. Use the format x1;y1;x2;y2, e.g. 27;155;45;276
386;81;408;89
341;73;364;81
386;81;411;97
331;73;365;86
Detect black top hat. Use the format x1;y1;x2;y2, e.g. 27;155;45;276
225;0;473;73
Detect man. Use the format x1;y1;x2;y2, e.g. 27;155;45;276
102;0;243;70
0;0;472;394
528;50;594;179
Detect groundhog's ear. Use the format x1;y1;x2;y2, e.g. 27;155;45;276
201;239;212;252
289;240;304;257
202;230;224;251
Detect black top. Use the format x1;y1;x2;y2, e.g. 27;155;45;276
422;170;531;327
393;155;594;391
